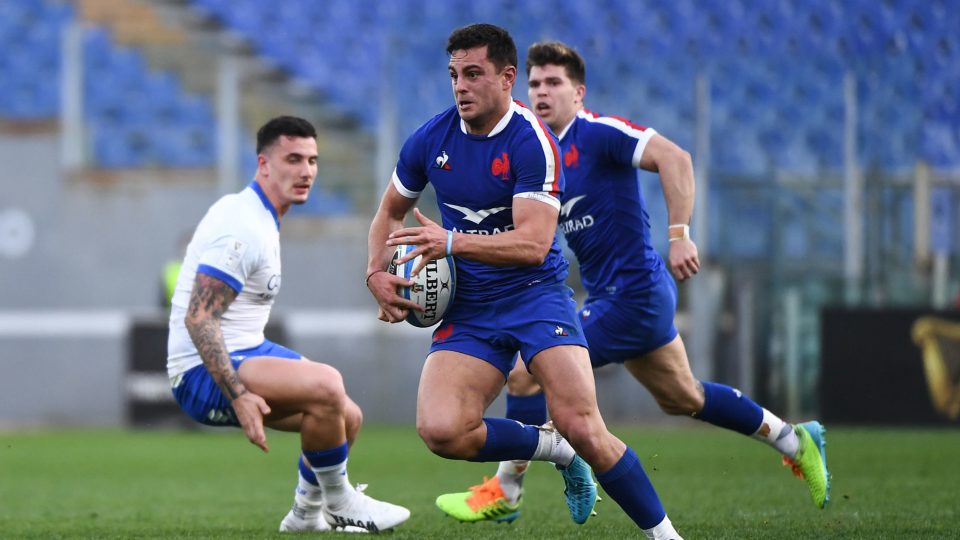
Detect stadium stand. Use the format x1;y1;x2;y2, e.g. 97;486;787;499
4;0;956;172
83;26;217;168
184;0;957;174
0;0;956;221
0;0;216;167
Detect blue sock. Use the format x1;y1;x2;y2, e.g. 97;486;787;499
694;381;764;435
302;442;349;468
298;456;319;486
506;392;548;426
596;447;665;530
469;418;540;462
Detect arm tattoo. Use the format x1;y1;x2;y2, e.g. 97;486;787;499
185;273;245;400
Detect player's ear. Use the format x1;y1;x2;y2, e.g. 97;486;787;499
576;83;586;103
501;65;517;90
256;154;268;176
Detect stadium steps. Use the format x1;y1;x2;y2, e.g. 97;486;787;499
77;0;185;46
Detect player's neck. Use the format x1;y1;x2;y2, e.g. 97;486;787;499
463;99;511;136
254;178;288;219
549;106;582;137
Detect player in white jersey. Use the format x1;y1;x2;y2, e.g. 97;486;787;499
167;116;409;533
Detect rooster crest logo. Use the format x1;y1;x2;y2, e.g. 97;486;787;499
491;152;510;180
435;151;452;170
433;323;455;343
564;143;580;168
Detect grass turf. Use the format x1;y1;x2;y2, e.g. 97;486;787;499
1;425;958;539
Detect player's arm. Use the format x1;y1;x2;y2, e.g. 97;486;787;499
184;273;271;451
366;182;427;323
639;134;700;280
390;197;557;270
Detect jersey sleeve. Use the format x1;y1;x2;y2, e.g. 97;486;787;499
392;128;429;199
511;122;563;211
195;229;259;293
592;117;657;170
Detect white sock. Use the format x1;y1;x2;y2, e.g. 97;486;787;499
530;427;575;467
751;408;799;458
294;469;324;509
312;459;351;508
643;515;683;540
496;460;529;503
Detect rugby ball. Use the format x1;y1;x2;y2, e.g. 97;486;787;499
387;244;456;327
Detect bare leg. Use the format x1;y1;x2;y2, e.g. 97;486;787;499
416;350;506;459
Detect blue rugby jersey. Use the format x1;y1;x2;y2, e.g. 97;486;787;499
393;100;569;302
554;109;666;297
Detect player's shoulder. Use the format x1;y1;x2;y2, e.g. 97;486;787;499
200;188;269;239
576;109;651;138
509;100;554;138
207;188;260;221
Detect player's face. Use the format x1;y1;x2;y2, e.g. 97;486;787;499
257;135;318;213
528;64;584;133
449;46;516;134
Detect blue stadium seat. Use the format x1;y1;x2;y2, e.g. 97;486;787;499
0;0;73;119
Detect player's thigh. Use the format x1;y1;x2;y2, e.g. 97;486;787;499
416;349;505;430
265;397;363;440
238;356;345;415
624;336;701;405
528;345;599;419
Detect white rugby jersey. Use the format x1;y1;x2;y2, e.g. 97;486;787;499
167;181;282;378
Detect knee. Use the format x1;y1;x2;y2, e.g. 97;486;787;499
306;365;347;413
344;399;363;443
416;417;478;459
552;411;605;456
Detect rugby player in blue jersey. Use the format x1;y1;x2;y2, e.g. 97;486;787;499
435;41;831;533
168;116;409;533
366;25;681;537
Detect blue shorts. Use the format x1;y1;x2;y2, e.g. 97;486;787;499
580;268;678;368
430;283;588;378
171;339;302;426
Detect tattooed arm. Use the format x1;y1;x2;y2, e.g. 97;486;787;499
185;273;271;451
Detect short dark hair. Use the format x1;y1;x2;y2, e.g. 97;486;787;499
526;41;586;85
256;116;317;154
446;23;518;72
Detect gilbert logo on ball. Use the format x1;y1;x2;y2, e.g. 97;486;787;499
388;245;456;328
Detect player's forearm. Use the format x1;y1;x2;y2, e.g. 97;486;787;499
185;273;244;400
659;149;695;226
451;229;550;266
367;210;404;275
368;186;418;276
187;317;247;400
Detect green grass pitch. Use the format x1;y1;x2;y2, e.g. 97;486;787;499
2;425;958;538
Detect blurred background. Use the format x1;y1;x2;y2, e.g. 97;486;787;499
1;0;958;429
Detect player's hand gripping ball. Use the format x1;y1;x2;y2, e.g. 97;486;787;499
388;244;456;327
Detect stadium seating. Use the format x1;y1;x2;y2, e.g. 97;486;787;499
2;0;957;224
83;26;217;168
184;0;957;175
5;0;956;173
0;1;217;168
0;0;70;119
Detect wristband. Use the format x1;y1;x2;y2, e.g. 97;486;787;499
668;224;690;242
365;269;384;287
445;230;454;257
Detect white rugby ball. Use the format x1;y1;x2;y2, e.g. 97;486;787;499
388;244;456;328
